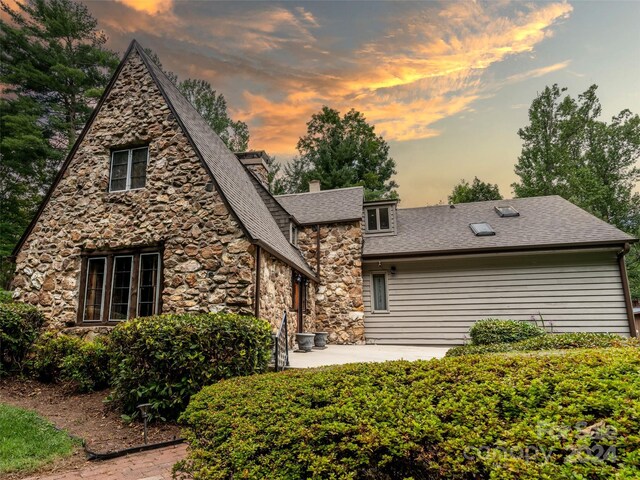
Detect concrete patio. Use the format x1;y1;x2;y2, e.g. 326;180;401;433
288;344;450;369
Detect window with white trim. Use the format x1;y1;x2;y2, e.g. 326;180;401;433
80;249;162;324
365;206;391;232
109;146;149;192
371;273;389;312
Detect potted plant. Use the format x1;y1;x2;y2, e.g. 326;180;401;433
314;332;329;349
295;333;315;352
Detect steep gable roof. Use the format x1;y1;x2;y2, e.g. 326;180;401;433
363;195;637;258
13;40;316;280
276;187;364;225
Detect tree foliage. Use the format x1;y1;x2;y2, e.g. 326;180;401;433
448;177;502;204
513;84;640;297
278;106;398;200
0;0;119;149
144;49;249;152
0;0;117;286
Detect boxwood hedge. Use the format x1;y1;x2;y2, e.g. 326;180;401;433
178;348;640;479
108;312;272;420
469;318;546;345
446;332;638;357
0;302;44;376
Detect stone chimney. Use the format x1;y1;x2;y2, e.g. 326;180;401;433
235;151;270;187
308;180;321;193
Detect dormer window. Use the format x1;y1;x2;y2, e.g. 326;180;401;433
110;146;148;192
290;222;299;246
366;206;391;232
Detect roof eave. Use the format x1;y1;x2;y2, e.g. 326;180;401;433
362;240;635;260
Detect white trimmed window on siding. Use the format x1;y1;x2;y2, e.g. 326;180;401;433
109;146;149;192
366;206;391;232
371;273;389;312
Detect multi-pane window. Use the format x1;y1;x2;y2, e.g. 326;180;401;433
84;258;106;321
366;207;391;232
371;273;388;312
80;249;161;324
109;146;148;192
137;253;160;317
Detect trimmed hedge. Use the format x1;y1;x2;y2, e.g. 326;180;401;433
29;333;110;392
0;303;44;376
108;313;272;420
179;348;640;479
446;332;639;357
0;289;13;304
469;318;546;345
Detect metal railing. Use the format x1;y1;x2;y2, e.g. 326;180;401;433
273;310;289;371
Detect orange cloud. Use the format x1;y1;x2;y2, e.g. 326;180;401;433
115;0;173;15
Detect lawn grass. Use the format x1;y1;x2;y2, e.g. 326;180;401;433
0;403;78;474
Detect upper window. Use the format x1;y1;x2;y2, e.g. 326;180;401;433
80;249;161;324
469;222;495;236
366;206;391;232
290;223;299;246
110;146;148;192
494;206;519;217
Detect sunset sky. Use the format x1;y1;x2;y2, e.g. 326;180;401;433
83;0;639;207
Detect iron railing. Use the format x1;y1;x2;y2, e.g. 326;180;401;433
273;310;289;371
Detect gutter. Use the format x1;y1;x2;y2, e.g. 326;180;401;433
617;243;637;338
254;245;261;318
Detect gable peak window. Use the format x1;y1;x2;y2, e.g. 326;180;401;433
366;206;391;232
110;146;149;192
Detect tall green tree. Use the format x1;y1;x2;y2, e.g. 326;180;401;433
0;0;119;150
513;84;640;229
448;177;502;204
281;106;398;200
513;84;640;297
144;49;249;152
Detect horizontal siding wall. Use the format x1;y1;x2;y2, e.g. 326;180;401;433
363;251;629;345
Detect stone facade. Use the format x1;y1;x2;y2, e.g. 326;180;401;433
258;250;316;346
298;221;364;344
12;51;256;329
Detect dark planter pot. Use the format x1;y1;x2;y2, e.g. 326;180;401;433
314;332;329;348
296;333;315;352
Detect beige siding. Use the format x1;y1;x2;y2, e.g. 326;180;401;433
363;251;630;345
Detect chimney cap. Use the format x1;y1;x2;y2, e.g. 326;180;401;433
308;180;321;193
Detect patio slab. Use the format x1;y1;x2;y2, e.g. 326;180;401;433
288;344;449;369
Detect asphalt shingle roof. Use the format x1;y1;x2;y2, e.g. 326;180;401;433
136;42;316;278
363;195;636;257
276;187;364;225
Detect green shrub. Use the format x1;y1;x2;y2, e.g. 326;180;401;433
108;312;272;420
469;318;546;345
30;333;110;392
178;348;640;480
0;289;13;303
0;303;44;376
446;332;638;357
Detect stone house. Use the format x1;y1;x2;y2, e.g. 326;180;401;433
11;41;638;345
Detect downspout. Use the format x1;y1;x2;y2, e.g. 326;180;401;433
315;224;321;279
617;243;637;338
254;245;261;319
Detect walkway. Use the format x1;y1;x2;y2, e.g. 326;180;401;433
25;444;187;480
288;344;449;368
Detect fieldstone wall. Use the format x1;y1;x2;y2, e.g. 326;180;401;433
258;250;316;346
12;51;256;329
298;222;364;344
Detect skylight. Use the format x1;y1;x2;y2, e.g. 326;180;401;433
494;206;519;217
469;222;495;236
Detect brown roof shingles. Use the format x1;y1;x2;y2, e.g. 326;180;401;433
363;196;636;257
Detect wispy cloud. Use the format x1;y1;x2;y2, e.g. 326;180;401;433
91;1;573;155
